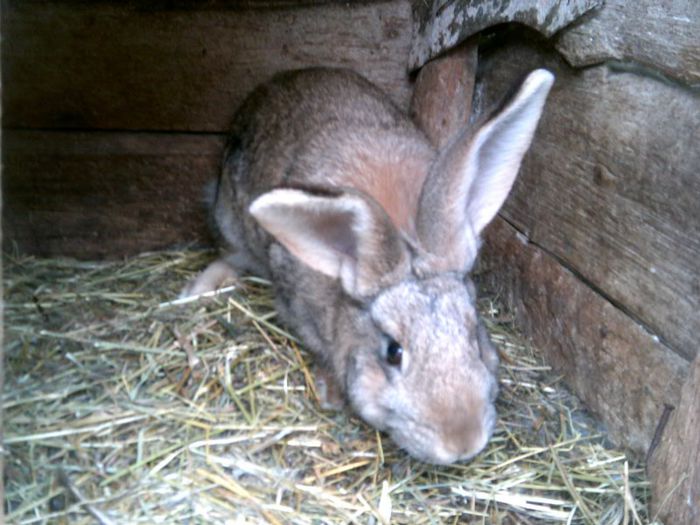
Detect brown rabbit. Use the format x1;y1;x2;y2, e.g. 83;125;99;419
184;67;554;464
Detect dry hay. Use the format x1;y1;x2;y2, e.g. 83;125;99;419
4;250;652;524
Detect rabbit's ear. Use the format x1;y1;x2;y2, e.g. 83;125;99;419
250;188;410;298
416;69;554;273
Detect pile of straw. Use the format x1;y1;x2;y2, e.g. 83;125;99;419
4;250;651;524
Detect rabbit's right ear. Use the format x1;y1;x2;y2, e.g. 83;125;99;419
250;188;411;299
416;69;554;273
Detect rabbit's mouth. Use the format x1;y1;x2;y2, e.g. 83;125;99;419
386;403;496;465
390;426;464;465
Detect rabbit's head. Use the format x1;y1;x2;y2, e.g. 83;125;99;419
250;70;554;463
346;273;499;464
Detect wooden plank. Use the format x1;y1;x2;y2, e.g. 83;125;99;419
3;131;224;258
0;122;4;508
409;0;600;70
556;0;700;88
479;219;687;454
2;0;413;132
409;39;477;149
475;28;700;361
649;355;700;524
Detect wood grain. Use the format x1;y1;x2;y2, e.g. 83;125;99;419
409;0;600;70
649;355;700;524
409;39;477;149
3;131;224;258
2;0;415;258
555;0;700;88
479;219;687;454
476;29;700;362
2;0;414;132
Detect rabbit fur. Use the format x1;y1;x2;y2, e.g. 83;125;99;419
185;67;554;464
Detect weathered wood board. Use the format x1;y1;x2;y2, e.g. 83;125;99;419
555;0;700;88
2;0;415;258
479;219;687;454
3;131;224;258
475;28;700;363
2;0;414;132
649;355;700;524
409;0;601;70
0;121;4;509
409;39;477;149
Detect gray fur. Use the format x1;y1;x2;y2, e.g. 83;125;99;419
185;67;554;464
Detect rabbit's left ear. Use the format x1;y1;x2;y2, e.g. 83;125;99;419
416;69;554;273
250;188;411;299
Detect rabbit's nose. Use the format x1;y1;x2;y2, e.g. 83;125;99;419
438;409;492;462
442;414;490;459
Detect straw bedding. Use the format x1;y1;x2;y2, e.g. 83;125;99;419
4;250;652;524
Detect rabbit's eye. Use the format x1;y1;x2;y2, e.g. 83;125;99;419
386;339;403;367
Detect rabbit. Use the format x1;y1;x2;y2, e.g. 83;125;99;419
184;67;554;464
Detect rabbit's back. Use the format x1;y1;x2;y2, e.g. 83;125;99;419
226;68;426;192
214;69;435;269
187;68;555;464
230;68;407;152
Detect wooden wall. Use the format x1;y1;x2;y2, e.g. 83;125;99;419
466;6;698;515
406;0;698;465
2;0;414;257
474;20;698;453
